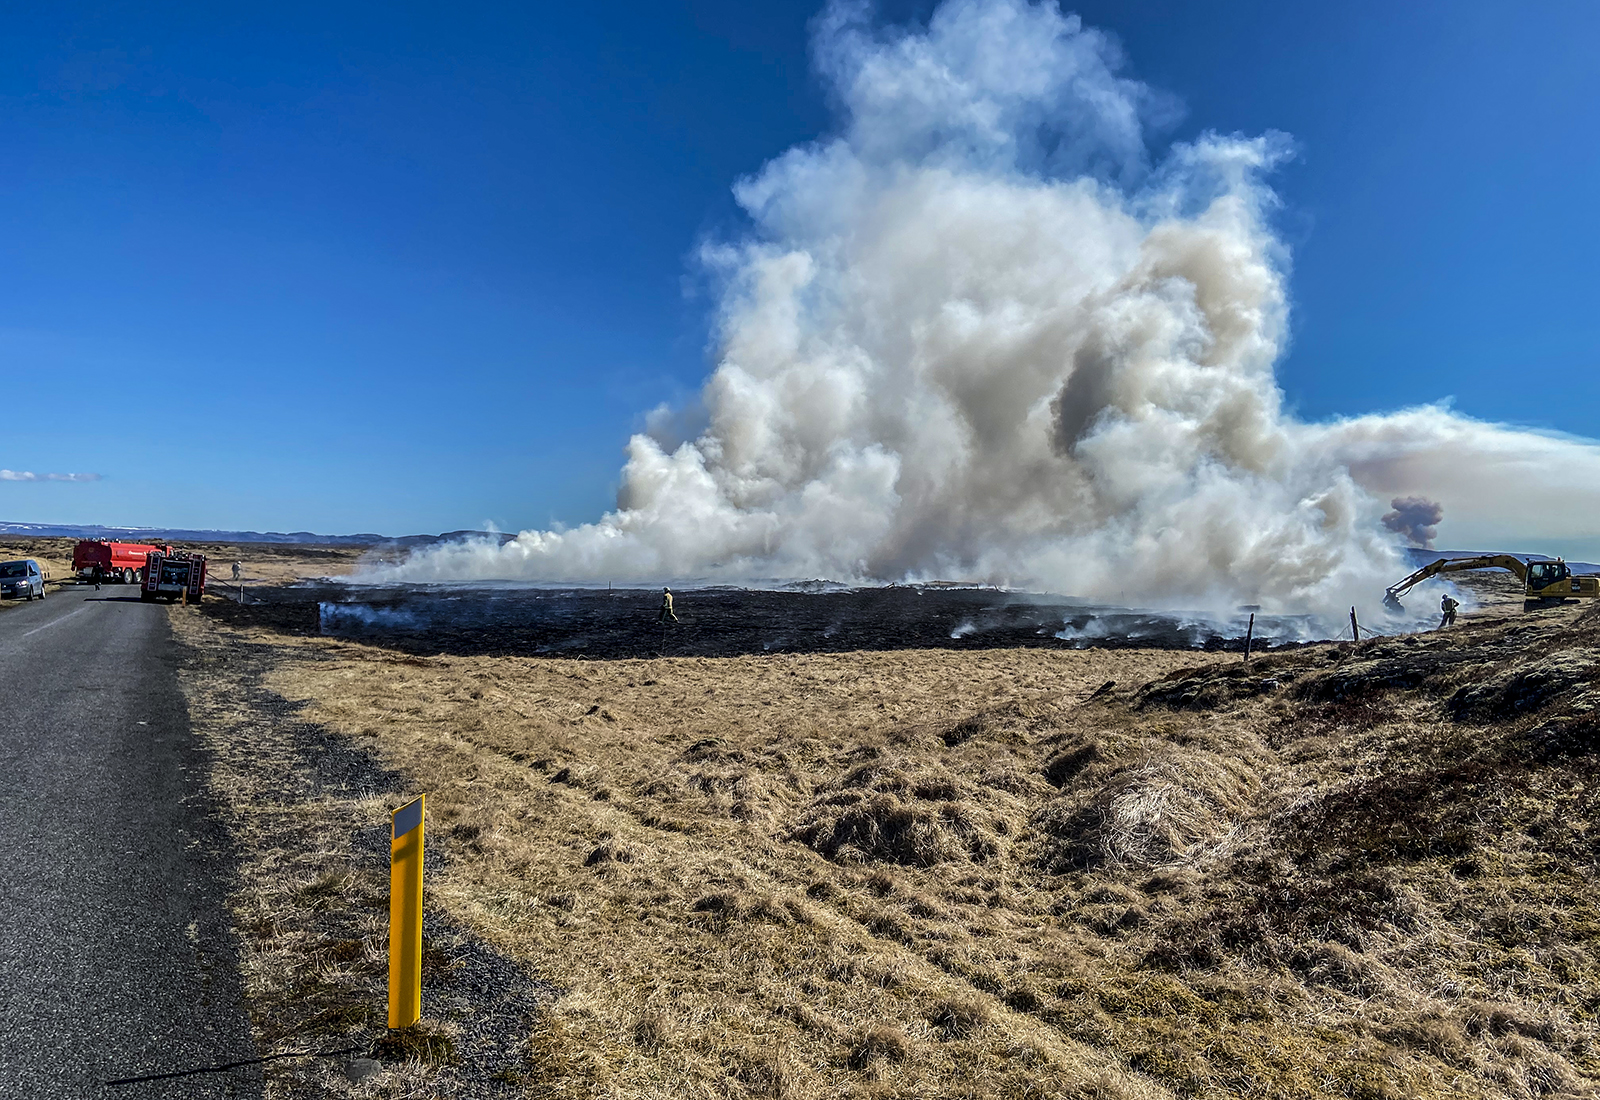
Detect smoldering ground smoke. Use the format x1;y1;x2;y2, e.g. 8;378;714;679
375;0;1600;613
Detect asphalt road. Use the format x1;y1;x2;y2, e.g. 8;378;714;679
0;585;262;1098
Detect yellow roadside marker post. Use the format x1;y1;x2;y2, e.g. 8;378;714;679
388;795;425;1029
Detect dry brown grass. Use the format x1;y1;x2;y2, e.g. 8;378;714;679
182;540;368;585
174;598;1600;1100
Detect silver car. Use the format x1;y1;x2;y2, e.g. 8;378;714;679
0;559;46;600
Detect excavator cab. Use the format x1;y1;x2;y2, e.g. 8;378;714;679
1526;560;1570;591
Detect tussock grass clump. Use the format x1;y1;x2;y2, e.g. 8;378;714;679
941;713;992;747
723;1046;797;1097
630;1010;669;1054
792;758;1006;866
1274;762;1505;872
845;1023;910;1069
1042;740;1102;786
583;836;636;867
688;890;802;931
1446;649;1598;721
1524;712;1600;761
926;993;990;1039
1036;752;1258;872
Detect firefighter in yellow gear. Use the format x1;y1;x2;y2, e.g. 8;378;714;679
658;587;678;623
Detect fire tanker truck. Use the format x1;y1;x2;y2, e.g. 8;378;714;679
73;539;171;585
140;549;207;603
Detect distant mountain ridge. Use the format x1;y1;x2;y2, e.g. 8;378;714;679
1405;547;1600;574
0;520;516;549
3;521;1594;575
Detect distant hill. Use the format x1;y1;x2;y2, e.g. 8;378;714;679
5;521;1594;574
0;520;516;549
1404;547;1600;574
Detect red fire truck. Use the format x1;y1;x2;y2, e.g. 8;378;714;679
141;549;207;603
73;540;171;585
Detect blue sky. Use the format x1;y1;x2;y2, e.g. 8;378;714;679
4;1;1598;536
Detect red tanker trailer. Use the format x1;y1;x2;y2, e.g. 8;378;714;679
73;539;172;585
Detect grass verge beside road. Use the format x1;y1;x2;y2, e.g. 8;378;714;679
174;612;550;1099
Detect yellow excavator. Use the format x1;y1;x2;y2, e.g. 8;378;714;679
1384;555;1600;614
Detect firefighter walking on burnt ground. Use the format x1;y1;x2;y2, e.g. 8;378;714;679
1439;592;1459;629
658;587;679;624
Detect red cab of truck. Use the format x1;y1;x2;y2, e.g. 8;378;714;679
141;549;207;603
73;540;172;584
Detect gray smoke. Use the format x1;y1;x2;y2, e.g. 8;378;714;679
1381;496;1444;547
319;602;422;631
369;0;1600;613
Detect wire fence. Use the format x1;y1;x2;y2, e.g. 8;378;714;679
104;1046;362;1087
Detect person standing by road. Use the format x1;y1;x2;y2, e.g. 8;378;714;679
1440;593;1459;629
658;587;678;623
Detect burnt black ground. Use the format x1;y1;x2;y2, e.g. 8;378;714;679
204;583;1318;659
0;585;260;1099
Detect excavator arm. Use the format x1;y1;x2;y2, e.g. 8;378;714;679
1383;555;1528;613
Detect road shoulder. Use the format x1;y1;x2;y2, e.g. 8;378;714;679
171;606;548;1098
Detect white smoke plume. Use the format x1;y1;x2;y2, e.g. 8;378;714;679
1382;496;1444;548
373;0;1600;611
1;470;102;482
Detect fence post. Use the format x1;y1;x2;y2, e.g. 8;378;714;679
1243;613;1254;663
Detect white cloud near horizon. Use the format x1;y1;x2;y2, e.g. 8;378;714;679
0;470;103;483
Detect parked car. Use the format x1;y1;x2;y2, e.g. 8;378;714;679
0;559;46;600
